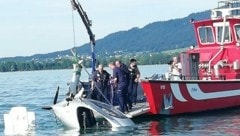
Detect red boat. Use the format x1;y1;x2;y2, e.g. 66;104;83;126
141;0;240;115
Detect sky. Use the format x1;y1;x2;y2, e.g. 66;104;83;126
0;0;219;58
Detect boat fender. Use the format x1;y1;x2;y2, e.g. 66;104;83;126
4;106;35;135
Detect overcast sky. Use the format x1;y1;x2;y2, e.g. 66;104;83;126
0;0;219;58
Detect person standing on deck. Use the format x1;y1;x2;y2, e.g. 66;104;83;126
91;64;110;102
109;62;128;113
115;60;132;111
128;59;140;105
171;56;182;80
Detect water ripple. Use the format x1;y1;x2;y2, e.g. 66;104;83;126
0;68;240;135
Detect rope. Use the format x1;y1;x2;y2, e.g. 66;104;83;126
81;63;113;106
69;1;112;107
71;7;76;47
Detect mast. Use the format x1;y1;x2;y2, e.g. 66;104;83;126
71;0;96;72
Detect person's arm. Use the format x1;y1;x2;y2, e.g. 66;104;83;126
104;70;111;85
177;63;182;73
105;70;110;80
91;80;95;90
91;72;96;90
135;67;141;82
172;62;179;71
112;69;118;83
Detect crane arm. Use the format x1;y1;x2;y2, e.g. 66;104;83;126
71;0;95;45
71;0;96;72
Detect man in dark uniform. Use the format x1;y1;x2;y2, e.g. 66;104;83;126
91;64;110;102
109;62;128;113
128;59;140;105
115;60;132;111
115;60;130;78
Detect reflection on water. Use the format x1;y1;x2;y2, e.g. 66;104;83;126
0;67;240;135
55;123;136;136
50;107;240;136
134;107;240;136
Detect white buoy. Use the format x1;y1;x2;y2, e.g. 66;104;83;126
4;106;35;135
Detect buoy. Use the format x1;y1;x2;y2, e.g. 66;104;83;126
3;106;35;135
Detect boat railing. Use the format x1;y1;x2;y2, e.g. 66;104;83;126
181;75;227;80
144;74;227;81
218;0;240;7
212;0;240;19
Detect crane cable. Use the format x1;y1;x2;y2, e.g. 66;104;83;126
71;3;76;48
69;1;112;106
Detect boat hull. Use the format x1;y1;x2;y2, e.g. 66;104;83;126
51;98;135;129
141;79;240;115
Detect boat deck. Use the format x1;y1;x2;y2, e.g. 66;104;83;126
125;102;150;118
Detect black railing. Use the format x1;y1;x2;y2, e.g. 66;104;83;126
145;74;227;81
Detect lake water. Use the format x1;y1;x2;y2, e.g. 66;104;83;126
0;65;240;135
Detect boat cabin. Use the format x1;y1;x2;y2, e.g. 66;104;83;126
181;0;240;80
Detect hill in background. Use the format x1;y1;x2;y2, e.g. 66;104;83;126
0;10;210;62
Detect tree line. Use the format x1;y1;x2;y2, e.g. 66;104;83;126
0;52;179;72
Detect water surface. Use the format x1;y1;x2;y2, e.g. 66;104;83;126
0;65;239;135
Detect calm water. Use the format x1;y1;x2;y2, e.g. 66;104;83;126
0;65;240;136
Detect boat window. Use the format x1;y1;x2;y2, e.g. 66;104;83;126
235;24;240;41
216;26;231;43
198;26;214;44
231;9;240;16
216;11;222;17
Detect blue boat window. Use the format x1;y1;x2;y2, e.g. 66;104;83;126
231;9;240;16
198;26;214;44
235;25;240;41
